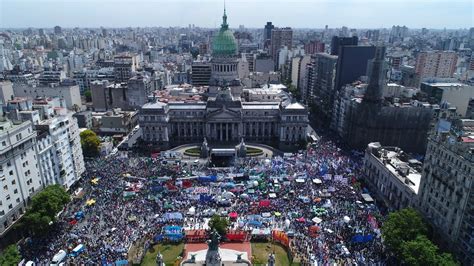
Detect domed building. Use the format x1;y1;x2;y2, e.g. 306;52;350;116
210;8;240;88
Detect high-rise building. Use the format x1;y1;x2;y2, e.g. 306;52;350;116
304;40;325;55
270;27;293;68
127;74;153;109
0;118;42;236
334;45;375;91
54;25;62;35
191;63;212;86
307;53;338;122
389;25;408;43
332;46;434;153
263;22;274;49
114;53;138;83
418;116;474;266
330;36;358;56
36;113;85;189
415;51;457;79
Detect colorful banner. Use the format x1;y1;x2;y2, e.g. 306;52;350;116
272;230;290;247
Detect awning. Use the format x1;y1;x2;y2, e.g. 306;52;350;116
361;193;374;203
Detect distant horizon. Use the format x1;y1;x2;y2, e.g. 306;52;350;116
0;26;471;31
1;0;472;29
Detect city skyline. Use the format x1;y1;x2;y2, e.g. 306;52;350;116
1;0;472;29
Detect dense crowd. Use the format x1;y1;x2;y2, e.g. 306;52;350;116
20;137;387;265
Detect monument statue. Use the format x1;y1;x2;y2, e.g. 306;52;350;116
205;229;222;266
200;137;209;158
156;252;163;266
268;253;276;266
237;137;246;158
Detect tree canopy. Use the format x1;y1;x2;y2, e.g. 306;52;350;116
401;235;458;266
381;208;427;253
0;245;21;266
208;214;229;238
80;129;101;157
382;208;458;266
21;185;70;236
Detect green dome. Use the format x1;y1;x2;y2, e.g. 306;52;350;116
212;9;237;56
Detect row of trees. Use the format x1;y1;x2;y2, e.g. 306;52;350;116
381;208;458;265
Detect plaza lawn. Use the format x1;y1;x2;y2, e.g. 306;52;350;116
140;243;184;266
251;242;298;266
184;147;200;157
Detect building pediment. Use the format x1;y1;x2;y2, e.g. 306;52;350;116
207;108;241;120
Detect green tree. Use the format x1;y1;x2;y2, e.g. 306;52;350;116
381;208;427;254
0;244;21;266
401;235;458;266
80;129;101;157
21;185;70;236
208;214;229;237
400;235;440;266
84;90;92;102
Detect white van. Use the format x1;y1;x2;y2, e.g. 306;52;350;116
50;250;67;266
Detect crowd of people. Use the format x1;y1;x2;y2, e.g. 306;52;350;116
20;136;387;265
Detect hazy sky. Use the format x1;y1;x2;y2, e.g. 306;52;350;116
1;0;472;29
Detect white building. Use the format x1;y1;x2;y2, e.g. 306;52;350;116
364;142;422;211
36;113;85;190
13;83;82;110
0;118;42;235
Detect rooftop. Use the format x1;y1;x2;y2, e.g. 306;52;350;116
367;142;422;194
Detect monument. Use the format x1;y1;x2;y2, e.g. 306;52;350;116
205;230;222;266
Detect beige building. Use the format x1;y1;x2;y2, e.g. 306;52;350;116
418;117;474;265
415;51;457;79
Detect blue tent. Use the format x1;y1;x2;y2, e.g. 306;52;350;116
162;225;183;241
115;260;128;265
199;194;213;203
247;220;263;227
319;164;329;176
198;176;217;182
164;212;183;221
221;182;236;188
351;234;374;243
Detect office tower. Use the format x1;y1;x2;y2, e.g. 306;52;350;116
270;27;293;67
191;63;212;86
0;118;42;235
418;115;474;266
54;25;62;35
330;36;358;56
304;41;325;55
389;25;408;43
263;22;274;49
415;51;457;79
307;53;338;121
334;45;375;91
